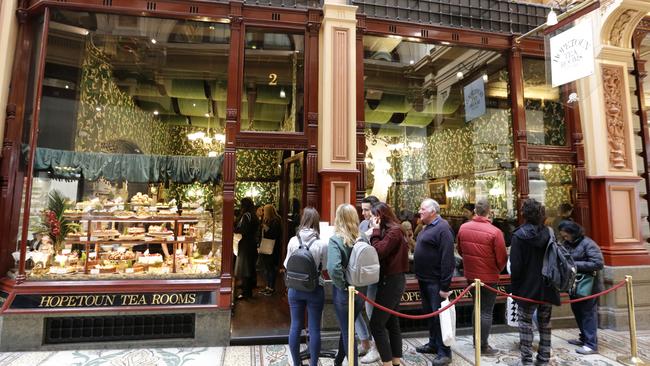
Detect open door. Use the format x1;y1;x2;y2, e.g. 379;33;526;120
281;152;305;260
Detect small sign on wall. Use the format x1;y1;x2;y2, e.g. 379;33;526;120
464;77;486;122
550;19;594;87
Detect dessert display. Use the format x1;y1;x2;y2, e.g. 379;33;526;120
28;189;223;279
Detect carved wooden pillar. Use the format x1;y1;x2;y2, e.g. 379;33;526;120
565;82;590;233
305;8;321;210
508;40;528;223
218;2;243;308
0;6;37;279
354;15;366;210
632;23;650;232
317;1;358;223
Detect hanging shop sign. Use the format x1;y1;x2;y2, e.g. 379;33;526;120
550;19;594;87
9;291;216;310
464;76;486;122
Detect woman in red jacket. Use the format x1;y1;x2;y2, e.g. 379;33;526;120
364;202;409;366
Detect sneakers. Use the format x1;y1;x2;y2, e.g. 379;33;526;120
567;339;585;346
415;343;437;354
481;345;499;356
360;347;380;363
576;346;598;355
357;344;369;357
430;355;452;366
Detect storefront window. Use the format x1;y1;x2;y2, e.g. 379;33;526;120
528;163;573;228
363;36;517;275
241;28;304;132
17;10;229;280
523;58;567;146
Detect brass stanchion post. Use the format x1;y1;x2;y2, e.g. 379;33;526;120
617;275;648;365
474;279;481;366
348;285;356;366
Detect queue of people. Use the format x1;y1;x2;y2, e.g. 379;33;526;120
237;195;604;366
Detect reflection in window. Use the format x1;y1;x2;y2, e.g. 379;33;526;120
528;163;573;222
363;36;517;261
241;28;304;132
523;58;567;146
19;10;229;280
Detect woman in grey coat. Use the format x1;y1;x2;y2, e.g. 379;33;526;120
558;220;604;355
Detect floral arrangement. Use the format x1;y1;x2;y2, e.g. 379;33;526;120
32;190;81;252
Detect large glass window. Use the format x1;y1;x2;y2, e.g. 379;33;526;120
17;10;229;280
363;36;516;276
241;28;304;132
523;58;567;146
528;163;573;232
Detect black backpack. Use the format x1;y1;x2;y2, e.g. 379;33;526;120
285;235;319;292
542;227;577;293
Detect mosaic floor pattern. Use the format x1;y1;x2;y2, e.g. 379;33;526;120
0;329;647;366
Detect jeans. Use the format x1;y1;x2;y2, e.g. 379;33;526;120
518;302;552;364
288;286;325;366
472;284;497;348
355;283;377;342
570;297;598;350
370;273;406;362
418;280;451;358
259;254;277;290
332;286;364;365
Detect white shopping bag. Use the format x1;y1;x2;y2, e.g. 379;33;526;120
439;299;456;346
506;295;518;327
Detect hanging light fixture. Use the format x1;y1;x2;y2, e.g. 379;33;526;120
280;88;286;99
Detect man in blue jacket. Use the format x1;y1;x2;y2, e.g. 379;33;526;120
414;198;455;366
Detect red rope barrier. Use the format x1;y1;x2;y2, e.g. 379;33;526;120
482;279;627;305
356;283;475;320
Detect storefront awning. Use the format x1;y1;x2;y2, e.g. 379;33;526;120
27;147;223;184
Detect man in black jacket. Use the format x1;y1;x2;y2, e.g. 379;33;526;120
414;198;455;366
510;199;560;366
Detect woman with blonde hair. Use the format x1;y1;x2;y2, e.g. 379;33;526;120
259;204;282;295
327;203;366;366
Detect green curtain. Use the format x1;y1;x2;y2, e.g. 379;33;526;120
27;146;223;184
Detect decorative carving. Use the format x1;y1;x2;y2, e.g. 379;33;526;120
16;9;28;24
307;112;318;125
572;133;584;142
602;65;630;170
332;28;349;162
609;9;639;47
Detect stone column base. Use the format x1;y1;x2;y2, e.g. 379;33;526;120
598;265;650;330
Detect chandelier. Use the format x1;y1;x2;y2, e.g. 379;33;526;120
185;107;225;157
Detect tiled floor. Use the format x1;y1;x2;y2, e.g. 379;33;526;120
0;328;647;366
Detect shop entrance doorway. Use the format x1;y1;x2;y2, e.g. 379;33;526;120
230;150;305;343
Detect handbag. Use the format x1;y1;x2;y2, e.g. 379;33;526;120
572;272;595;297
258;237;276;255
439;299;456;346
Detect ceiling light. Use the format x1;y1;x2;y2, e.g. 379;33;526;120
95;107;101;111
456;71;464;79
441;41;451;45
151;38;157;44
153;110;159;115
252;45;257;49
409;60;415;65
65;85;69;89
482;73;489;82
204;113;210;117
279;89;286;98
209;26;215;30
193;103;197;107
546;9;558;26
208;151;218;157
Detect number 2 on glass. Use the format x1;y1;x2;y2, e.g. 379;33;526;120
268;73;278;85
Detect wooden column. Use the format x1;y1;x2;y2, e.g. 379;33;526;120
632;24;650;233
318;1;358;223
218;1;244;309
305;8;321;210
508;40;528;222
354;15;366;210
0;5;36;278
566;82;590;233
